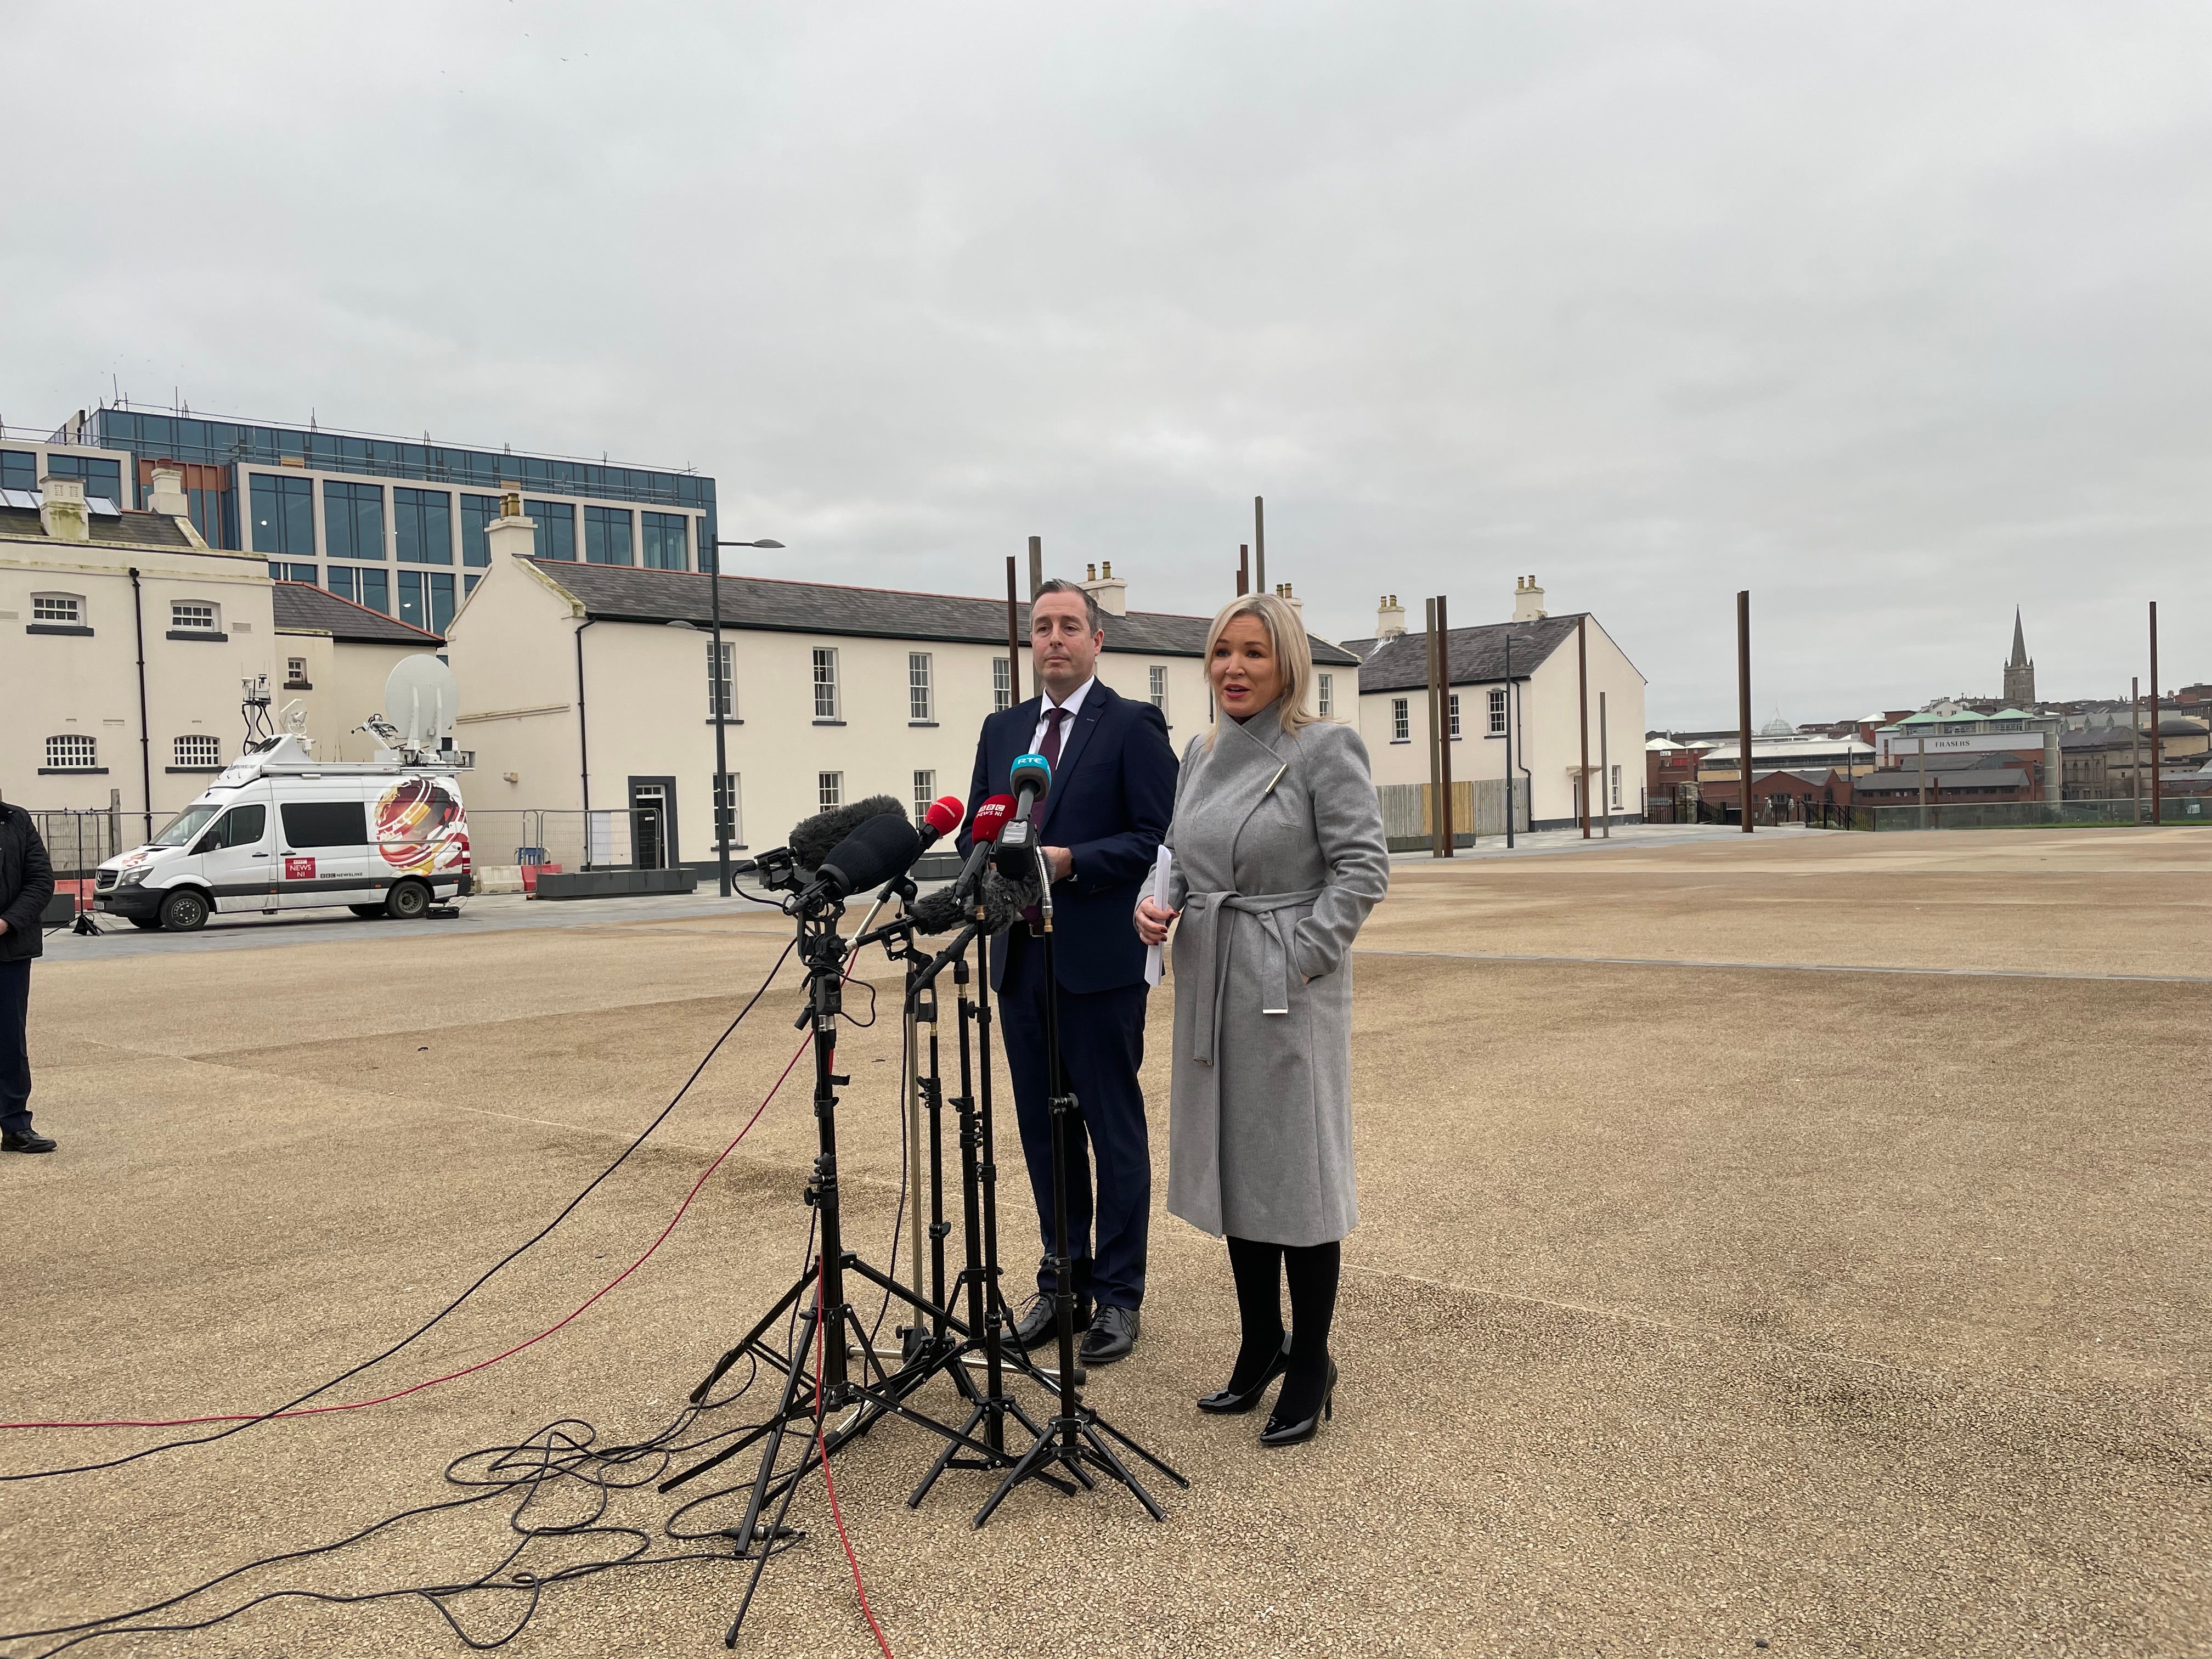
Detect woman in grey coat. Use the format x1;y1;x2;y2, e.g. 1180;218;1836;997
1135;592;1389;1444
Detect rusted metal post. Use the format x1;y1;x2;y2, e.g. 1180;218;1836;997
2150;602;2163;825
1736;592;1753;833
1253;497;1266;597
2132;676;2142;824
1577;615;1592;838
1005;556;1023;707
1026;538;1043;697
1437;594;1454;856
1237;545;1249;597
1425;598;1445;857
1600;689;1611;838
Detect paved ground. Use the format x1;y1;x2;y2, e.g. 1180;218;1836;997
2;827;2207;1658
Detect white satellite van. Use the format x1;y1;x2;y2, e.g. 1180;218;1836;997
94;735;473;931
94;654;473;932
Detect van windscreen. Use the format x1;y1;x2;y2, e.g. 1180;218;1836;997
282;800;369;848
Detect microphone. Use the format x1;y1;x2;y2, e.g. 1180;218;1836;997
904;867;1039;936
798;811;924;910
994;753;1051;877
787;794;907;873
950;794;1015;902
916;795;964;853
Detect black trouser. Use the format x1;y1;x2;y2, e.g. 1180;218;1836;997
0;960;31;1135
995;931;1151;1312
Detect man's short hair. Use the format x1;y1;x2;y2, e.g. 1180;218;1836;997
1034;577;1103;636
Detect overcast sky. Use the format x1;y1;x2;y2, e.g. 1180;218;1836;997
5;3;2206;725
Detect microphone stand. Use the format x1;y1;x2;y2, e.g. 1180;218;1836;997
973;847;1188;1529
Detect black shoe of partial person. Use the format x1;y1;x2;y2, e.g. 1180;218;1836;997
1260;1357;1338;1447
1012;1291;1092;1351
1;1130;57;1154
1080;1305;1139;1365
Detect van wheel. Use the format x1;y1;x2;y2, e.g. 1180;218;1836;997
348;905;386;919
128;916;164;931
384;880;431;921
159;889;210;932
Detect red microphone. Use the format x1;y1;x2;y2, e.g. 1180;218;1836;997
918;795;966;852
967;794;1015;846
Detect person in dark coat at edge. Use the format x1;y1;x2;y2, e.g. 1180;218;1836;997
962;577;1177;1364
0;794;59;1153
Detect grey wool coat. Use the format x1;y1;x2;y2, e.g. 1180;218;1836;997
1153;707;1390;1246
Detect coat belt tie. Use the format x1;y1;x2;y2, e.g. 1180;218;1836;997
1182;887;1324;1063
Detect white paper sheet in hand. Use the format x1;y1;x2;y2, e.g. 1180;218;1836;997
1144;847;1172;986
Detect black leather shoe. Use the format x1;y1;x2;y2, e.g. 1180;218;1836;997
1080;1305;1139;1365
1012;1292;1091;1351
1198;1334;1291;1414
1260;1357;1337;1446
1;1130;56;1154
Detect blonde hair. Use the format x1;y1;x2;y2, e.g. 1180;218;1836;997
1203;591;1320;748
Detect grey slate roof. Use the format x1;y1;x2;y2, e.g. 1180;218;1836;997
271;580;443;646
529;559;1361;665
0;506;197;549
1356;614;1584;693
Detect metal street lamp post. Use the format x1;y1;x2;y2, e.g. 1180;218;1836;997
709;538;786;897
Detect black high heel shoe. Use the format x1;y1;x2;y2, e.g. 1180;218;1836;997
1197;1335;1291;1415
1259;1357;1336;1447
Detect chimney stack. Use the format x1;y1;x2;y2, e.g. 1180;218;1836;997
38;473;89;542
1080;559;1128;617
148;465;190;518
1514;574;1547;622
486;493;537;565
1376;594;1406;641
1274;581;1304;623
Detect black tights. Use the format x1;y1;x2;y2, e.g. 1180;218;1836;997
1224;1235;1340;1422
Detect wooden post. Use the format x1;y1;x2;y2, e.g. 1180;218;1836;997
1917;736;1928;828
1577;616;1591;838
1736;592;1753;833
2150;601;2163;825
1026;537;1043;698
1254;496;1266;597
1433;597;1451;858
1005;556;1023;708
1437;594;1455;857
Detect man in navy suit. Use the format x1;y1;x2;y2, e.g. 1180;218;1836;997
964;577;1177;1364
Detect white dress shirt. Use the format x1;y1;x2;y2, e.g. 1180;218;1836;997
1030;675;1097;754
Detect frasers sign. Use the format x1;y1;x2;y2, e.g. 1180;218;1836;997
1877;730;2045;764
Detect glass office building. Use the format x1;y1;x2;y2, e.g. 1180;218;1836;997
10;408;716;635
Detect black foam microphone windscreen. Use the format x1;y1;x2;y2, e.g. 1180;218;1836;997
812;810;924;902
904;867;1039;936
788;794;906;872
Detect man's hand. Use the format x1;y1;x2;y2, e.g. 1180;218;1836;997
1045;846;1074;883
0;918;10;936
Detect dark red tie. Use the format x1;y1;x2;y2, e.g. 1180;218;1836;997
1033;707;1068;826
1022;707;1068;926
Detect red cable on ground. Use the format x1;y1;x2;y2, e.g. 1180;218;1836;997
811;1183;896;1659
2;1031;819;1433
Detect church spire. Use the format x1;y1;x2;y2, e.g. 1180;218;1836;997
2003;607;2035;706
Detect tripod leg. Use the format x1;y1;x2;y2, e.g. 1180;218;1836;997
1087;1413;1192;1489
907;1399;988;1508
723;1405;812;1650
690;1273;808;1404
1074;1421;1169;1519
972;1425;1064;1529
726;1305;817;1553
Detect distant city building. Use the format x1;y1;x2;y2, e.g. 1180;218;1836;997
9;405;716;637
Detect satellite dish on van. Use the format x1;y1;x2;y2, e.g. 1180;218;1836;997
385;654;460;747
281;699;309;735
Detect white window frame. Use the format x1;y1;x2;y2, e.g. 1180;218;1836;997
174;733;222;769
818;770;843;810
1149;664;1168;715
1316;672;1333;719
1611;764;1623;810
909;652;934;722
812;647;840;720
1488;688;1507;735
171;600;219;632
992;657;1012;713
708;640;735;720
714;772;742;849
1448;692;1461;740
912;769;936;826
32;593;84;625
44;733;98;770
1391;697;1409;742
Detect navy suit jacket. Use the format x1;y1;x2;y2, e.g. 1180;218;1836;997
963;679;1178;996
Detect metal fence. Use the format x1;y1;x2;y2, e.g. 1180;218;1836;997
1377;781;1525;851
1870;799;2212;831
27;809;131;877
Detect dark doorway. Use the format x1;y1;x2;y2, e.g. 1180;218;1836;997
628;776;678;871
